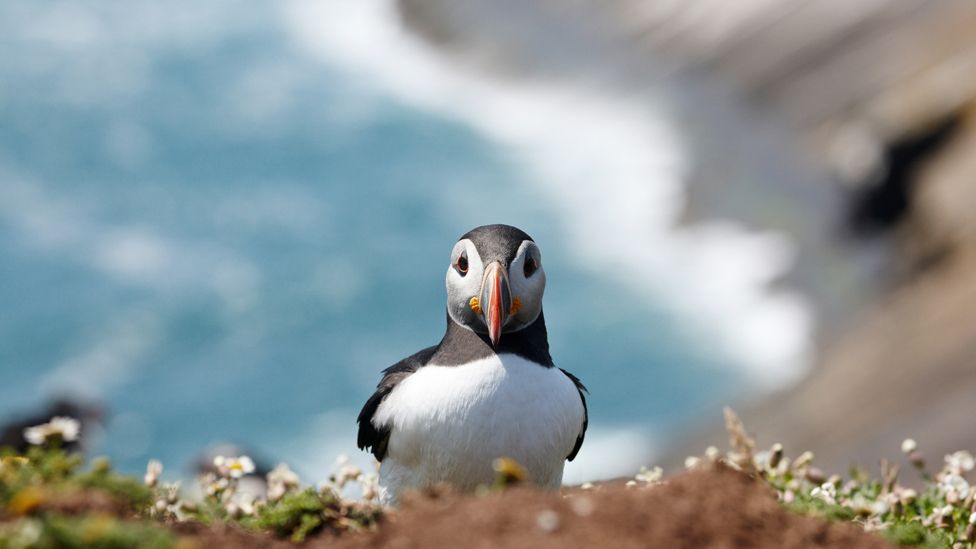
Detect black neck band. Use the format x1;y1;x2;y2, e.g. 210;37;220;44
429;310;553;367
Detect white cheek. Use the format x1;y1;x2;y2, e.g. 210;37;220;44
455;269;482;295
446;240;487;325
511;270;545;324
462;249;485;295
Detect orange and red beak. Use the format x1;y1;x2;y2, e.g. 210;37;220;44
480;262;512;347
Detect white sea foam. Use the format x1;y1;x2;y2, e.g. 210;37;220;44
0;179;261;312
281;0;814;388
0;178;264;396
40;309;163;398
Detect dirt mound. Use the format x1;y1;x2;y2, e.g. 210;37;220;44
327;465;892;549
171;465;893;548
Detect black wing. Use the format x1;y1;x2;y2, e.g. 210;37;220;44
560;368;588;461
356;346;436;461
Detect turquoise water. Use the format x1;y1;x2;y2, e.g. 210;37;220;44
0;1;739;479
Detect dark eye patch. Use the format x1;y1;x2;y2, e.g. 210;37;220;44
523;251;539;278
455;250;469;276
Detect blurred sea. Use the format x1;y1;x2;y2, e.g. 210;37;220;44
0;1;810;482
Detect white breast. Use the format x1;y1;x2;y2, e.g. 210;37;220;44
373;353;584;503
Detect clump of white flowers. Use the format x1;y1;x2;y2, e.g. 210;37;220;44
628;409;976;547
329;455;363;490
137;451;383;532
266;463;300;502
195;454;260;517
946;451;975;475
22;417;80;446
321;455;381;503
1;417;385;543
810;482;837;505
626;466;663;488
142;459;188;521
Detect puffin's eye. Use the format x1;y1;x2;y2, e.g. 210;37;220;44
523;254;539;278
455;250;469;276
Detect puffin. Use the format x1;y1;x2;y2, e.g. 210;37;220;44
357;224;588;504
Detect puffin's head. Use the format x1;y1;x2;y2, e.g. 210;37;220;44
445;224;546;347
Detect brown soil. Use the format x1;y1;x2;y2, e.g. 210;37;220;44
177;465;893;549
172;521;294;549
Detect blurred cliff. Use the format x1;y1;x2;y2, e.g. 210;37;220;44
395;0;976;470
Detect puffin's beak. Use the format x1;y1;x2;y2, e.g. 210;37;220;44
480;261;512;348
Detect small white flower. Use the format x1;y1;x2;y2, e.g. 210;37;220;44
164;481;181;505
239;500;255;516
149;480;184;520
214;455;255;479
635;466;662;484
901;439;918;454
871;500;890;516
969;511;976;525
231;456;255;478
22;416;80;446
862;516;890;533
945;451;975;473
267;463;299;485
360;476;379;502
334;464;362;488
684;456;701;470
266;463;300;501
704;446;720;461
204;475;229;496
845;493;875;515
811;483;837;505
226;492;256;517
940;473;970;501
144;459;163;487
23;428;43;446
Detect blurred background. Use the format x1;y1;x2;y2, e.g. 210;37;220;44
2;0;975;484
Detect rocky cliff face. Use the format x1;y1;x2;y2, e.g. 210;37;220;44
704;110;976;472
395;0;976;471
